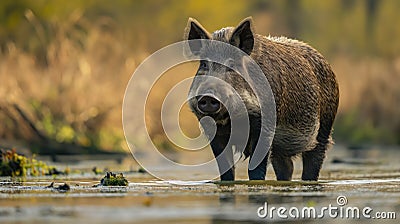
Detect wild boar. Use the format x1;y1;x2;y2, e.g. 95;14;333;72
184;17;339;181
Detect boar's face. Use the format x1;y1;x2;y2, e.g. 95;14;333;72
184;17;258;124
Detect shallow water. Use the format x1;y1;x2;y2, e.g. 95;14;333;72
0;145;399;223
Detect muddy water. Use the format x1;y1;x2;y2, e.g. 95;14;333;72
0;145;399;223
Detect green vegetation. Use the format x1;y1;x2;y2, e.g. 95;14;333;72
100;172;129;186
0;0;399;150
0;149;60;177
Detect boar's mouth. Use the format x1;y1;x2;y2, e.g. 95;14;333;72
189;97;230;125
208;105;229;125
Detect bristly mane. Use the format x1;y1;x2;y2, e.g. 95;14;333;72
211;27;234;42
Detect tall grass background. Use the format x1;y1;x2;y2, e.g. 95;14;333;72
0;0;399;153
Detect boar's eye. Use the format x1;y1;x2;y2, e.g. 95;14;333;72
199;60;208;70
225;58;236;72
227;58;235;69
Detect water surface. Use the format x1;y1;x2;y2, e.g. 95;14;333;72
0;145;399;223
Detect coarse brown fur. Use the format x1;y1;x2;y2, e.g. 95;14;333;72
184;17;339;181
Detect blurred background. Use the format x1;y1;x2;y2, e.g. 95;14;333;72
0;0;399;156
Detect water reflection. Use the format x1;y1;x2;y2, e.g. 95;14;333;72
0;146;399;223
211;182;329;223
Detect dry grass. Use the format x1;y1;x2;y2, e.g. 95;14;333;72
0;12;134;151
1;9;399;153
332;55;400;144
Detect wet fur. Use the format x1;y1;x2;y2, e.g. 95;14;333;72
185;17;339;181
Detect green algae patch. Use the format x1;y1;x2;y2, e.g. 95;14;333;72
0;149;62;177
100;172;128;186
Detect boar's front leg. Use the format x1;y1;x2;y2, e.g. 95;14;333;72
248;153;269;180
247;124;269;180
210;133;235;181
247;131;270;180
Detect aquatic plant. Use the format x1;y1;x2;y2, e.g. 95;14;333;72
100;172;128;186
0;149;59;177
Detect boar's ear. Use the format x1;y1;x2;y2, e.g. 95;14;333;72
184;18;210;55
230;17;255;55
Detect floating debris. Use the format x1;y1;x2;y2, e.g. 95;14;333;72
46;182;70;192
46;182;54;188
138;167;147;173
47;167;65;175
100;172;128;186
55;183;70;192
92;167;103;175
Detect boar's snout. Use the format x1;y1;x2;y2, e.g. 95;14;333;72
196;95;221;114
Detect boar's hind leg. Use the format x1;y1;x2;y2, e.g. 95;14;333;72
271;151;294;181
302;67;338;181
302;115;335;181
301;142;327;181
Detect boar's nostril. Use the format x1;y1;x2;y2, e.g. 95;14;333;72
197;95;221;114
